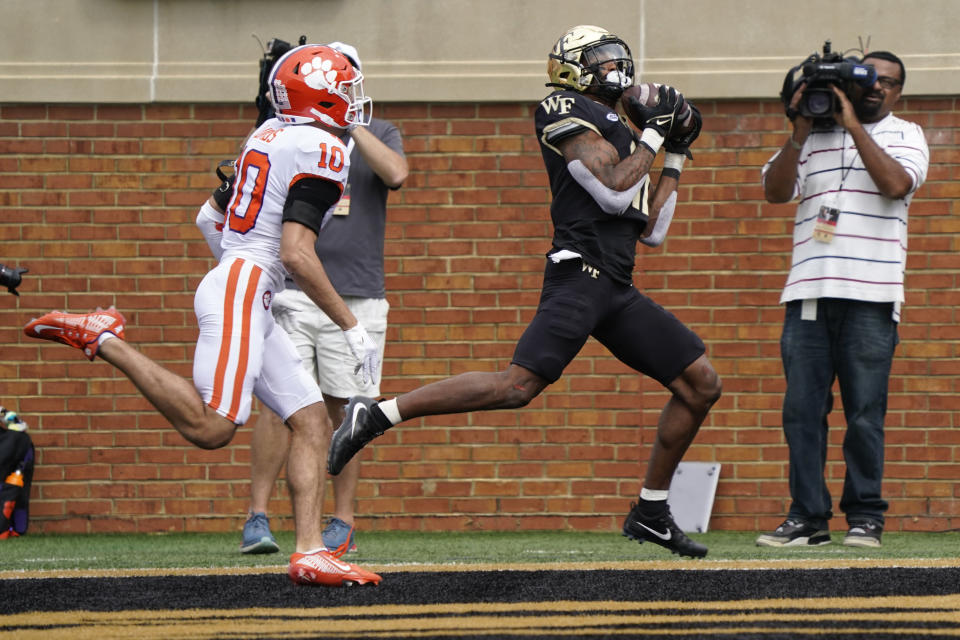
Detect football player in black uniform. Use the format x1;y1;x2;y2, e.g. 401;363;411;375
327;25;721;558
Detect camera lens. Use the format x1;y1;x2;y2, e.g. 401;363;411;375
805;90;832;116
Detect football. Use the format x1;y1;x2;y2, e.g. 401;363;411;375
621;82;662;108
620;82;694;136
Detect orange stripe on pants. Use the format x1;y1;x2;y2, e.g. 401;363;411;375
209;259;262;422
229;264;262;422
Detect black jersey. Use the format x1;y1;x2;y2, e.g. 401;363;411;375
535;89;649;285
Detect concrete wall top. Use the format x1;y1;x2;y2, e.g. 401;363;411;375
3;0;957;104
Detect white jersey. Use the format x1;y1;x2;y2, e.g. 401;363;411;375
220;118;351;289
189;118;350;425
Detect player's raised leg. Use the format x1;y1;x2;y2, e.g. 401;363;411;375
328;365;549;475
25;307;237;449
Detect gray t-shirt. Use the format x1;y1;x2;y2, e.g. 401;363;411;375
288;117;404;298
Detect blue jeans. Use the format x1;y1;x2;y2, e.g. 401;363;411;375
780;298;897;529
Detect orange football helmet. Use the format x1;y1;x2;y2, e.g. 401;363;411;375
268;44;371;129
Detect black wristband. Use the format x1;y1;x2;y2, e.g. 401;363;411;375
639;140;659;156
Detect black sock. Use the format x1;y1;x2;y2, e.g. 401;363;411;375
368;403;393;434
636;496;667;517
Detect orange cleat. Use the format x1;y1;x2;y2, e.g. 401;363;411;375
24;307;126;361
288;550;381;587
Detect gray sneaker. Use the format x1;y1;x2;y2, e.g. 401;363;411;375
240;512;279;554
756;518;831;547
322;517;358;557
843;521;882;548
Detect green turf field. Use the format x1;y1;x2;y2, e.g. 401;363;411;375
2;529;957;571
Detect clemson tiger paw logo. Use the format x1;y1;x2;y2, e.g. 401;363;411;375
302;57;338;90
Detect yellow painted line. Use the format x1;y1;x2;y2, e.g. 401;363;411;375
376;557;960;572
3;595;960;639
2;556;960;580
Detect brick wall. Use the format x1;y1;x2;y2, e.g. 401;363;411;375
2;98;957;535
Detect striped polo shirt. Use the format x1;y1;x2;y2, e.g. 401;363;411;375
762;112;929;321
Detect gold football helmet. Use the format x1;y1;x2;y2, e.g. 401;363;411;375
547;25;634;99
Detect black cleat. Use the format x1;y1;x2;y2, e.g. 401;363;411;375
328;396;384;476
622;502;708;558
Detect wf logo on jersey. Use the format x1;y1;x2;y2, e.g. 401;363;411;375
541;95;576;115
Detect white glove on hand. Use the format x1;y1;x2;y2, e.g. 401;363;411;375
343;323;380;386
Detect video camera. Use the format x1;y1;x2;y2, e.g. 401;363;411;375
255;35;307;127
781;40;877;125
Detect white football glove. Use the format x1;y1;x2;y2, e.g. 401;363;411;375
343;322;380;386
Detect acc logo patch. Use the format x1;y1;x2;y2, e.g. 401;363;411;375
606;112;619;121
271;79;290;110
262;290;272;310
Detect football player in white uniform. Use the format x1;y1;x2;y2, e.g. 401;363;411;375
25;45;382;587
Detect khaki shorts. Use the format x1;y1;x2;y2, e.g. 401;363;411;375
271;288;389;398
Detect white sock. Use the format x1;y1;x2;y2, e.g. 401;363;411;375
98;332;118;347
379;398;402;425
640;487;669;502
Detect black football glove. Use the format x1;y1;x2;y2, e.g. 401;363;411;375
622;84;682;137
0;264;27;296
664;102;703;159
211;159;236;211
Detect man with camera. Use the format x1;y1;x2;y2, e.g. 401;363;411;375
757;49;929;548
